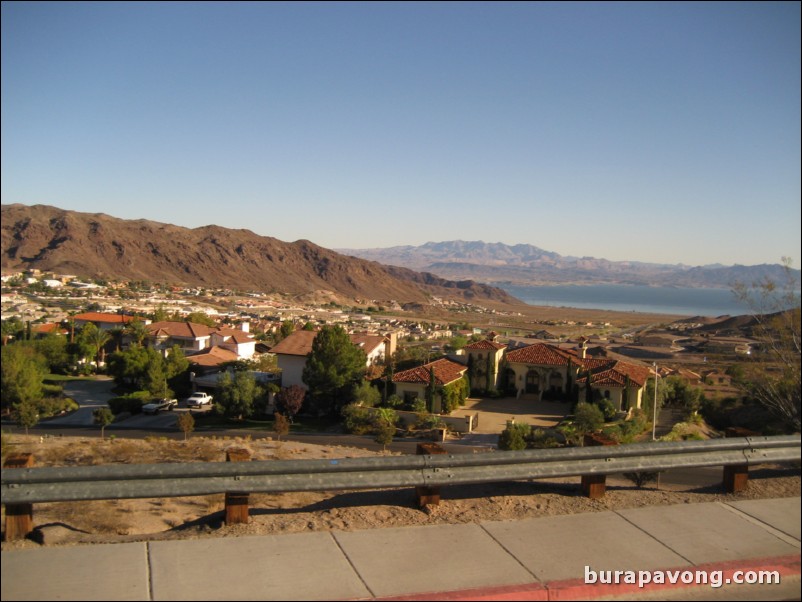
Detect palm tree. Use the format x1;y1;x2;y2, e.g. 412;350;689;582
124;319;149;347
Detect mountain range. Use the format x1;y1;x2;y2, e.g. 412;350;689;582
0;205;519;307
338;240;800;289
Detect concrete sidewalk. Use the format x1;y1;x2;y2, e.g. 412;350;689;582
2;497;800;601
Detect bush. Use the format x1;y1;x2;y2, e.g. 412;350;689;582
416;412;444;430
597;398;617;422
530;427;560;448
342;403;374;435
574;402;604;434
498;422;531;451
623;471;660;488
107;391;153;415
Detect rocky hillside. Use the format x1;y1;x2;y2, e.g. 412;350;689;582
339;240;800;289
0;205;520;306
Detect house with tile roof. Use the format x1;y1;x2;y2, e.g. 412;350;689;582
270;329;391;389
502;341;651;412
576;359;652;412
209;325;256;359
146;321;215;354
392;358;469;414
463;339;507;391
73;312;144;332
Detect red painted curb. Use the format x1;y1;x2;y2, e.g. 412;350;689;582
370;554;801;601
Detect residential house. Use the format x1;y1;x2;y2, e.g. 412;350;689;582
503;341;650;412
463;339;507;391
73;312;143;332
505;343;580;400
146;321;214;354
575;359;651;412
270;330;391;389
209;324;256;359
392;358;469;413
702;370;733;387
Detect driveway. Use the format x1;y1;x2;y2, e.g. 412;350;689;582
45;377;117;427
450;396;571;434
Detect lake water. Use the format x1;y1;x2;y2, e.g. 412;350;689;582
499;284;750;317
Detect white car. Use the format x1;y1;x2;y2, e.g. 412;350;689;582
186;392;213;408
142;398;178;415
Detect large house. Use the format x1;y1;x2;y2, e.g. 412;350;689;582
145;321;256;368
492;340;651;413
72;312;145;332
271;330;391;389
392;358;469;414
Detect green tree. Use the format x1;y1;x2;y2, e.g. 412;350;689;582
217;371;260;420
93;407;114;439
278;320;295;341
1;344;46;412
123;319;150;346
75;322;111;371
1;317;24;345
302;326;367;415
574;402;604;436
353;380;381;407
33;335;70;373
15;400;39;436
184;312;217;327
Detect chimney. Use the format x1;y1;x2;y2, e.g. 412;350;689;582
241;321;250;333
578;336;587;359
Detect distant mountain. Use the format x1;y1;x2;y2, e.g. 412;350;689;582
0;205;520;306
338;240;801;289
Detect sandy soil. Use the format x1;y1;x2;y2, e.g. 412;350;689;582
2;434;799;550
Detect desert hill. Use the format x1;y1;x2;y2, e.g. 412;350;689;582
0;204;520;306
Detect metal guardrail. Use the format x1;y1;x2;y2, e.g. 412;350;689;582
2;435;799;505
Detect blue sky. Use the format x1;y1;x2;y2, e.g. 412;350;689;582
2;2;800;267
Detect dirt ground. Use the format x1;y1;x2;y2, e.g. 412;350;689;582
2;434;799;550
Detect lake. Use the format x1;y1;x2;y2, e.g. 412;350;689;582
499;284;750;317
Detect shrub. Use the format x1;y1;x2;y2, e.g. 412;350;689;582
596;398;617;422
623;471;660;488
107;391;153;415
530;427;560;448
498;422;531;451
415;412;444;430
574;402;604;434
342;403;374;435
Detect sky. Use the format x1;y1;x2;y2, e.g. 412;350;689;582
2;2;800;267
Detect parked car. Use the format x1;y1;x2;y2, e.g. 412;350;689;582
142;398;178;415
186;392;213;408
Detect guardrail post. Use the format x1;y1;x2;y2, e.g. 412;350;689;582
3;454;35;541
723;464;749;493
581;433;617;499
224;448;251;525
416;443;447;508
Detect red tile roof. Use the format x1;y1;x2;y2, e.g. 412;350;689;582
576;360;651;388
187;346;239;367
505;343;575;366
73;312;137;324
392;358;467;386
147;321;214;339
465;339;507;351
270;330;387;357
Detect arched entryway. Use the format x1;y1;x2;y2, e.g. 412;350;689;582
525;370;540;394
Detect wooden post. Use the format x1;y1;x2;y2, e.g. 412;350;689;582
224;448;251;525
415;443;447;508
580;433;617;499
723;464;749;493
4;454;35;541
